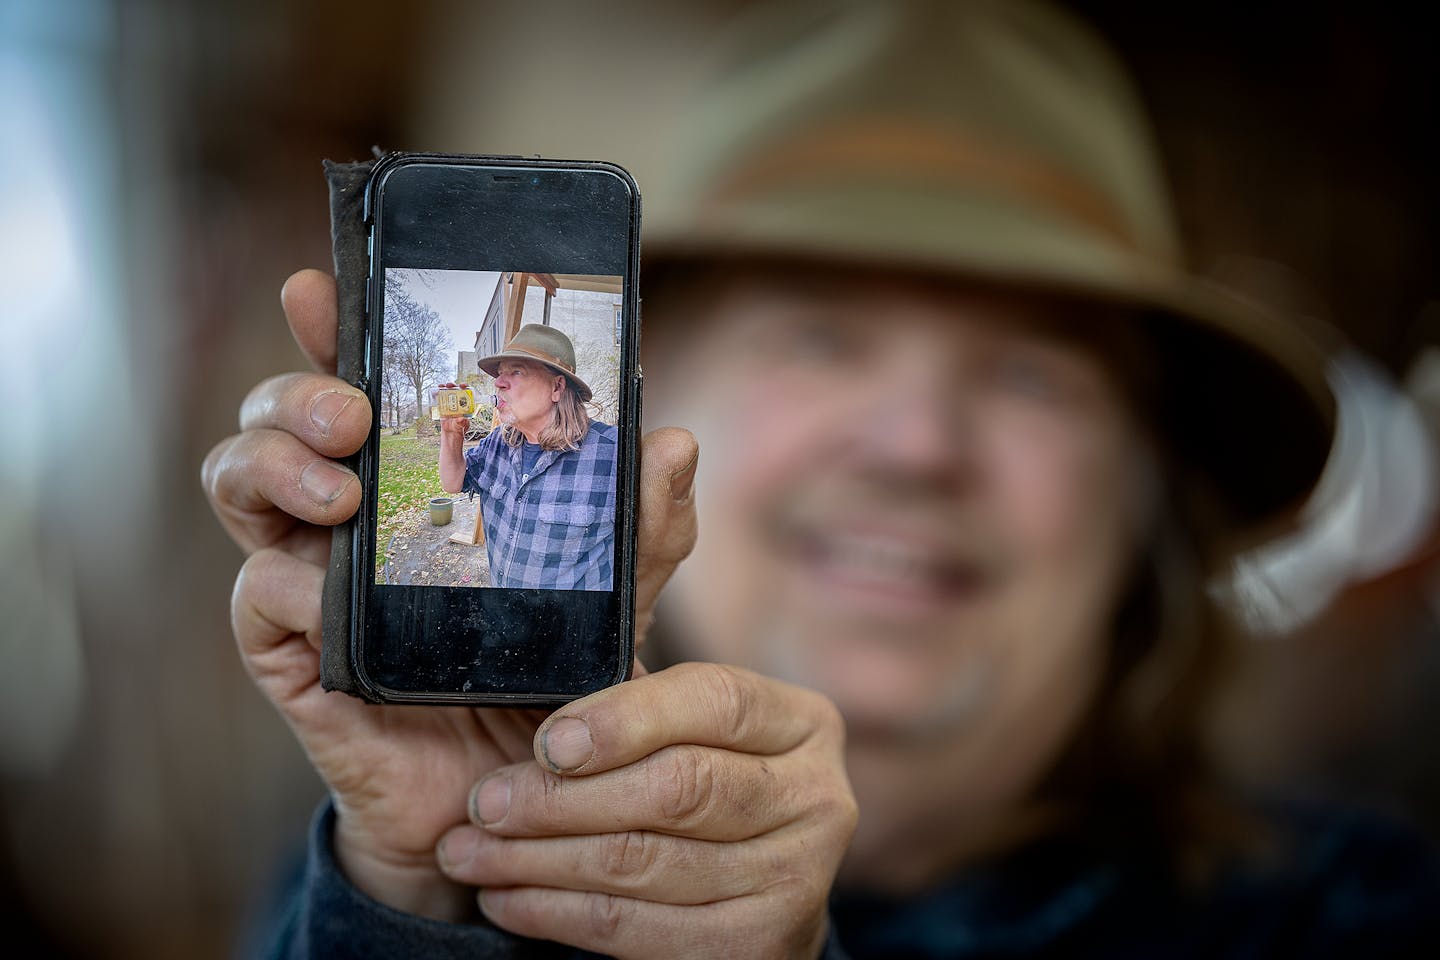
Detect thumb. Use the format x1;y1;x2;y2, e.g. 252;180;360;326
634;427;698;649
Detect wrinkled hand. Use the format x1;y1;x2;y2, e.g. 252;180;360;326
437;662;858;959
200;269;698;920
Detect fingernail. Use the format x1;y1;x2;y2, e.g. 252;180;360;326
300;461;354;505
471;773;511;825
542;717;594;771
669;454;699;503
310;390;358;438
437;826;481;871
478;888;510;918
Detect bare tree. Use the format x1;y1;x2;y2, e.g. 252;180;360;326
383;274;450;425
380;351;407;429
575;336;620;426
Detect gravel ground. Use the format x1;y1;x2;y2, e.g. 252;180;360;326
381;494;492;587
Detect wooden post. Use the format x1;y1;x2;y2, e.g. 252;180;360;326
449;500;485;547
504;272;530;342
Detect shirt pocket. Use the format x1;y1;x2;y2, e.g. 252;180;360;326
535;502;610;566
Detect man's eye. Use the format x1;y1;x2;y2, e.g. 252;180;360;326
991;354;1065;400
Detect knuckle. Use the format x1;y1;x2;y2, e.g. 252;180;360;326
797;752;858;838
229;561;257;635
716;892;823;960
806;688;846;737
537;767;568;819
745;852;836;953
233;549;264;596
233;548;280;610
240;373;291;426
598;830;657;885
205;433;263;506
583;891;634;942
230;548;311;657
694;663;756;745
246;428;284;468
200;436;235;498
820;785;860;841
768;869;822;914
221;428;279;483
275;371;314;405
799;688;848;755
651;745;715;827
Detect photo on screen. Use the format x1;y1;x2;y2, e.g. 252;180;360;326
373;267;622;591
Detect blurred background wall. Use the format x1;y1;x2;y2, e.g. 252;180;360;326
1;1;1435;955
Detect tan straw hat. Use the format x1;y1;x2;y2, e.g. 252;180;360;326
644;0;1335;534
478;323;593;401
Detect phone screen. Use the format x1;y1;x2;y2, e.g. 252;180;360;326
353;157;640;704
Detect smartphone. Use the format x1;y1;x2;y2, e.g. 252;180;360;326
343;153;640;705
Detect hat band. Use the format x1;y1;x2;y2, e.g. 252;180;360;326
699;118;1139;252
506;342;575;375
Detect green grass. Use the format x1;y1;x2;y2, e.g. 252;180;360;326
376;435;444;572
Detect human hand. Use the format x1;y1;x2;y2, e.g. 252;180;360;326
439;413;470;438
201;269;698;920
436;662;857;959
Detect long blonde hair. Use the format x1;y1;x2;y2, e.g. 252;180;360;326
501;379;591;452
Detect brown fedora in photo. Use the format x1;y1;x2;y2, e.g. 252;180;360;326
478;323;593;402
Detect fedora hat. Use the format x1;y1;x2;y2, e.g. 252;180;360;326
643;0;1335;536
478;323;593;401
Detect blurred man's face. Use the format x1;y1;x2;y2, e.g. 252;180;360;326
648;268;1155;756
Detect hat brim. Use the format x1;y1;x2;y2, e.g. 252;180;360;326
477;349;593;402
1139;279;1335;541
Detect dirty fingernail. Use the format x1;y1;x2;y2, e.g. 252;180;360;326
310;390;357;437
542;717;594;771
300;460;354;505
669;455;698;503
471;774;511;825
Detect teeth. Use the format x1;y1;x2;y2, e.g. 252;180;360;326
819;535;951;586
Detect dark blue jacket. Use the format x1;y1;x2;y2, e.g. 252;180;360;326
251;801;1440;959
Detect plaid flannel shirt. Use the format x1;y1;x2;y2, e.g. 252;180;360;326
460;422;617;590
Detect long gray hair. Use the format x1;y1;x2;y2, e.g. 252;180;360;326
500;378;591;452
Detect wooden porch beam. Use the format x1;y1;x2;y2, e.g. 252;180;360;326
504;272;530;342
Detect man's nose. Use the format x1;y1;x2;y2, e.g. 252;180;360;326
857;351;971;476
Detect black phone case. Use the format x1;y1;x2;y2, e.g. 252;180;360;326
319;155;642;703
319;157;377;698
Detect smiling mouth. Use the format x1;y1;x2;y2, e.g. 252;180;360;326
782;525;990;607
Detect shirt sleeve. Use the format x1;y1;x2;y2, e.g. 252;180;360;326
460;438;488;497
250;800;576;960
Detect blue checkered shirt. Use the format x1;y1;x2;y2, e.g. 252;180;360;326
460;422;617;590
